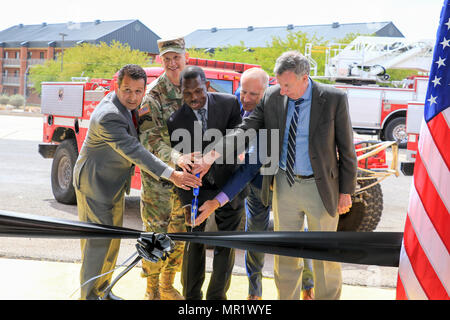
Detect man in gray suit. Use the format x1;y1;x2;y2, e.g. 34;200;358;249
199;51;357;300
73;64;201;300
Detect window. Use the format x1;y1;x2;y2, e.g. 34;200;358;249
40;52;45;59
207;79;234;94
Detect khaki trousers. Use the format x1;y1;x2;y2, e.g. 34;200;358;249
76;189;124;300
273;169;342;300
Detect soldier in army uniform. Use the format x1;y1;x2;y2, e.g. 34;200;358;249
138;37;190;300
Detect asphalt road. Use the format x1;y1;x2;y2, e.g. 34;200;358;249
0;112;412;288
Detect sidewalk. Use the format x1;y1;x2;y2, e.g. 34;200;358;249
0;257;396;300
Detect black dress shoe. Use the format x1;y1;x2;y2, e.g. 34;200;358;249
103;291;124;300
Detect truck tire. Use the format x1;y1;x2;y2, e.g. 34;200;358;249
51;139;78;205
384;117;407;148
337;174;383;232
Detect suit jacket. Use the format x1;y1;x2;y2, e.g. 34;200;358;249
73;92;169;205
218;80;357;216
167;92;245;207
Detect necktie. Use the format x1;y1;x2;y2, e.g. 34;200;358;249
286;98;303;187
131;110;138;131
198;108;207;132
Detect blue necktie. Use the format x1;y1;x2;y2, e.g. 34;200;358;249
198;108;207;132
286;98;303;187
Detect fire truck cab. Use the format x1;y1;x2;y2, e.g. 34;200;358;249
333;75;429;145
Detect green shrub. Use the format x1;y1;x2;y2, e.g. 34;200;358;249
0;95;10;105
9;94;25;107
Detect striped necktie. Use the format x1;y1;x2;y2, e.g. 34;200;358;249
286;98;303;187
198;108;207;132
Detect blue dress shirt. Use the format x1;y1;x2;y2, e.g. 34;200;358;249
279;77;313;176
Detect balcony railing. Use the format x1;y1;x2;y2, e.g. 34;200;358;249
2;58;20;67
1;58;45;67
28;59;45;65
2;76;20;86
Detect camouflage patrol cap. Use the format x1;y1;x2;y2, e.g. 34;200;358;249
157;37;185;56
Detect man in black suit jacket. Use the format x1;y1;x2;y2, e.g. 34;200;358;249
166;66;245;300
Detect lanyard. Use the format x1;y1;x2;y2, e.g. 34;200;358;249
191;173;200;227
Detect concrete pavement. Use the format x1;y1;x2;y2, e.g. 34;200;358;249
0;257;396;300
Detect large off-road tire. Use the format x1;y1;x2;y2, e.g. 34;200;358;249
337;174;383;232
51;139;78;205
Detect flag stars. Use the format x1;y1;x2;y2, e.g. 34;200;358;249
431;76;442;87
445;17;450;30
435;56;446;68
441;37;450;49
427;95;437;105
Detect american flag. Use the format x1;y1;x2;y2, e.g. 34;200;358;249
396;0;450;300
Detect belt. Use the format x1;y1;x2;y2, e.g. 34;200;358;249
295;174;314;179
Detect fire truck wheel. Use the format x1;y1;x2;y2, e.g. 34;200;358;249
337;175;383;232
51;139;78;205
384;117;407;148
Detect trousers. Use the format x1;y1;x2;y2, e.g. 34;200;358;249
140;174;185;277
273;170;342;300
76;189;124;300
181;199;244;300
245;182;314;297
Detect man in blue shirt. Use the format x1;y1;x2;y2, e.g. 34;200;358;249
196;68;314;300
197;51;357;300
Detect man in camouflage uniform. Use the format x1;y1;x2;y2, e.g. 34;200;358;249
138;37;188;300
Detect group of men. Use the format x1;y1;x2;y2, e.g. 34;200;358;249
73;36;357;301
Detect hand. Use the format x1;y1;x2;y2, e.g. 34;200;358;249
177;152;201;173
195;199;221;225
192;150;221;179
337;193;352;215
191;161;212;180
169;170;202;190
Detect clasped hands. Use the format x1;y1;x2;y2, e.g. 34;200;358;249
169;150;219;191
177;150;222;226
177;150;219;178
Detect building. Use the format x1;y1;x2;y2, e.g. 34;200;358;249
0;19;160;104
185;21;404;50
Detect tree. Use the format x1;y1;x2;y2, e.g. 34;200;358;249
187;31;371;79
29;41;151;94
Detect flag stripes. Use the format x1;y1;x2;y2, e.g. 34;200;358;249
413;153;450;251
397;242;427;300
417;117;450;210
407;183;450;294
402;216;449;299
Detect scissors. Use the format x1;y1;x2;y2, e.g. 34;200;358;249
191;173;200;228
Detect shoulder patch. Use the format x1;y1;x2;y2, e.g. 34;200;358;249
138;106;151;117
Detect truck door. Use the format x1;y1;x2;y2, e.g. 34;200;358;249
346;88;382;129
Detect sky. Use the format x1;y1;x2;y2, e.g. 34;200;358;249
0;0;445;41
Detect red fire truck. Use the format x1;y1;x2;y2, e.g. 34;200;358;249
38;57;398;232
333;75;429;145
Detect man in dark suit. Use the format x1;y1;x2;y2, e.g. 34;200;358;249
166;66;245;300
200;51;357;300
73;64;201;300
